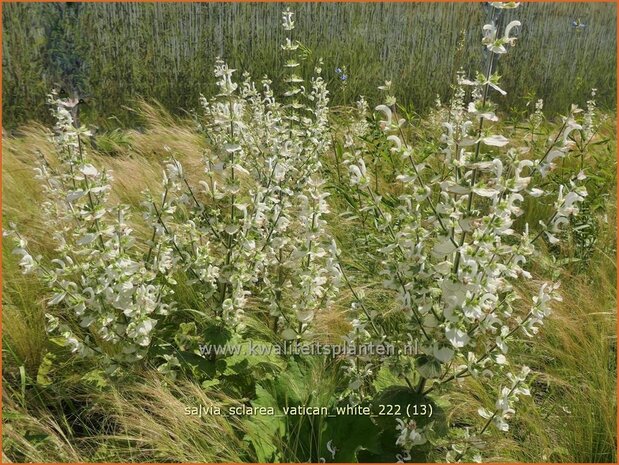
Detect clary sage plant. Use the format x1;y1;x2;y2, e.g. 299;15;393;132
6;3;598;462
337;2;592;461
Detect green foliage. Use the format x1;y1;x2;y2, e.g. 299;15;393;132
3;2;616;128
322;406;381;462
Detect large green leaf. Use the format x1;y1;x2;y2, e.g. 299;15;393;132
371;385;447;434
244;384;285;462
322;402;381;462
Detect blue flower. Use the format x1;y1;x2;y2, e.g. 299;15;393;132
340;74;348;81
335;67;342;74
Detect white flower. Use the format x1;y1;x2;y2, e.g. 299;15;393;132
482;20;522;54
349;159;368;186
433;345;455;363
66;190;86;203
12;247;37;274
446;326;470;348
432;237;457;257
375;104;393;128
48;292;67;305
482;134;509;147
326;440;337;459
396;418;427;450
80;164;99;178
76;233;98;246
282;8;295;31
377;80;392;91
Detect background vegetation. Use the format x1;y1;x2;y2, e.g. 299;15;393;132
2;2;617;128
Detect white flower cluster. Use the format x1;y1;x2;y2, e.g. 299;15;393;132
6;91;173;367
396;418;428;450
336;2;593;458
143;9;340;342
5;9;343;373
583;88;598;141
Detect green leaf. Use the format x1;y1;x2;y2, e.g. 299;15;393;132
416;355;442;379
322;402;381;462
244;384;285;462
372;365;407;391
81;369;109;389
371;385;448;436
201;379;221;390
176;350;226;379
203;322;233;347
36;353;55;387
